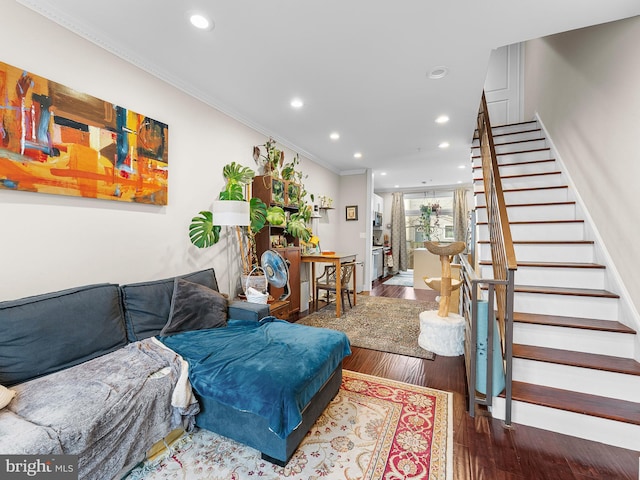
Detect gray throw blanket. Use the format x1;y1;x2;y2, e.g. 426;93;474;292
0;338;198;480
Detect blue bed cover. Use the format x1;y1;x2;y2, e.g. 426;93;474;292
160;317;351;438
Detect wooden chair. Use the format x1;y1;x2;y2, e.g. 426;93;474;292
315;262;356;312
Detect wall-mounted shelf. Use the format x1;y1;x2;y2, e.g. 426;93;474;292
319;207;334;210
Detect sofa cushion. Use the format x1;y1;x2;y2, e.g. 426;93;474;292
0;283;128;386
159;279;227;337
121;269;219;341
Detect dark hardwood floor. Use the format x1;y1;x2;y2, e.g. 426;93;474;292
299;277;639;480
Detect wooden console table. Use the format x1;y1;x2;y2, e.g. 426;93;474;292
301;252;357;318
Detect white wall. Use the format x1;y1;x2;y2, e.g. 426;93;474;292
0;2;339;301
524;16;640;318
338;172;370;291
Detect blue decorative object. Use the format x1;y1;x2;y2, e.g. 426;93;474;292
475;300;506;396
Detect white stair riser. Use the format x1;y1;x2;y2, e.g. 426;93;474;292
475;187;569;206
476;204;576;223
477;243;595;264
481;264;604;289
472;139;548;155
513;323;634;358
477;222;584;241
512;358;639;401
491;397;640;451
513;292;618;320
472;150;553;167
474;162;558;178
474;173;565;191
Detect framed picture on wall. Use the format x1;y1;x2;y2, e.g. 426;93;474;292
345;205;358;221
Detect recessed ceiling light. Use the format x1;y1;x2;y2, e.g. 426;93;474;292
380;172;387;176
330;132;340;140
435;115;449;124
394;185;400;188
290;98;304;109
189;13;213;30
428;66;449;79
353;152;362;159
457;180;463;184
458;164;466;169
439;142;450;149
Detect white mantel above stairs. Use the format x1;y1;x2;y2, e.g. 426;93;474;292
472;119;640;451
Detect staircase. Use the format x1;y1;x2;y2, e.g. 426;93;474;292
472;120;640;451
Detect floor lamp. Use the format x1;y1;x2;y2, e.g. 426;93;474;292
211;200;250;297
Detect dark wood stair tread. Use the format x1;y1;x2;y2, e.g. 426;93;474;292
478;240;594;245
472;159;557;171
472;137;547;149
473;123;540;140
471;147;551;159
477;219;583;225
474;171;562;182
513;285;619;298
513;344;640;376
476;201;575;210
475;185;569;195
480;260;604;269
513;312;635;334
480;284;618;297
507;381;640;426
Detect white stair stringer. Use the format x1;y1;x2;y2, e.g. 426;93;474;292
472;119;639;451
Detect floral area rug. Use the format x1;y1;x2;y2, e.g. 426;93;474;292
297;295;438;360
124;370;453;480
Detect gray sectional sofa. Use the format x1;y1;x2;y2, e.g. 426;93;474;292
0;268;350;479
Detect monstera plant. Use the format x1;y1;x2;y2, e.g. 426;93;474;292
189;161;286;275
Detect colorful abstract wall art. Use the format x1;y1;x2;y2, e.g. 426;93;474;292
0;61;168;205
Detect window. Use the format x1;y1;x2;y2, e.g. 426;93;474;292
404;191;454;268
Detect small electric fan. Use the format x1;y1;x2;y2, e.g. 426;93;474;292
261;250;290;301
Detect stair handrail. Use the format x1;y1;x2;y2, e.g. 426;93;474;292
460;90;517;425
477;91;517;349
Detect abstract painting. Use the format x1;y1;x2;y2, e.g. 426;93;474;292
0;61;168;205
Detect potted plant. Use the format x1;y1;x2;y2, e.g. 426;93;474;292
188;161;286;281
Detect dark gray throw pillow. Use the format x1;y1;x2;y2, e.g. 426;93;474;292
160;279;228;336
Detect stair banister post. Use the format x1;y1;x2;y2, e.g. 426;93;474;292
469;275;479;417
504;270;516;427
487;283;495;407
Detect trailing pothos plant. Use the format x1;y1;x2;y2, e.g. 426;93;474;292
189;161;286;275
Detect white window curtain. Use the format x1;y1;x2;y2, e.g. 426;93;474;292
453;188;469;245
391;192;408;273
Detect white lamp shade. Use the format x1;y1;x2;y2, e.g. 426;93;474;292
211;200;250;226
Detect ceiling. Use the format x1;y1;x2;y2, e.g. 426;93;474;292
17;1;640;191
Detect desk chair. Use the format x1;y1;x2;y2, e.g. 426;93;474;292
314;262;356;312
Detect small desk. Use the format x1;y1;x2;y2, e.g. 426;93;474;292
301;252;357;318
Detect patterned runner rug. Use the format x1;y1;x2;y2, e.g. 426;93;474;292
383;271;415;287
297;295;438;360
125;370;453;480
